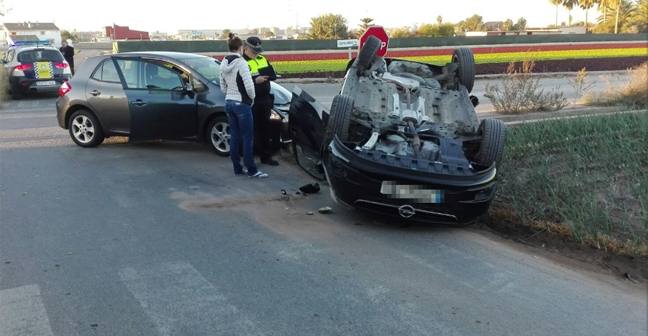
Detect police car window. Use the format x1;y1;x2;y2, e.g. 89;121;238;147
91;59;120;83
143;62;183;90
115;59;140;89
17;49;63;63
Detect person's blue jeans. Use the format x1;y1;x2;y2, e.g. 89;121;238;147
225;100;258;175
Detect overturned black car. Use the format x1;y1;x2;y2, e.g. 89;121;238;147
289;37;506;225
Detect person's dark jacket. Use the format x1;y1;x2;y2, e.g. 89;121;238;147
59;45;74;65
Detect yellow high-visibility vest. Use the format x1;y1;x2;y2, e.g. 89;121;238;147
247;55;269;76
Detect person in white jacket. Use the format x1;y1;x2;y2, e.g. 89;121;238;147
219;34;268;178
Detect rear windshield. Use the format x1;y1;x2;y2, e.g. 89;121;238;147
17;49;64;63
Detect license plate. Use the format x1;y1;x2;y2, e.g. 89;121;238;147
380;181;444;204
34;61;53;79
36;80;57;86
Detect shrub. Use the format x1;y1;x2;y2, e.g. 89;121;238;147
583;62;648;109
484;60;568;114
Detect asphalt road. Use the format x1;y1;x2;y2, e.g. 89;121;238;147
1;89;646;336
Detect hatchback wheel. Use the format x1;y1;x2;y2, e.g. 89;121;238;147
68;110;104;147
207;115;231;156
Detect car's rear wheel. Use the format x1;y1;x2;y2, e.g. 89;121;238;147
476;119;505;167
9;88;23;100
452;48;476;93
207;115;231;156
68;109;104;147
356;36;381;74
324;95;353;146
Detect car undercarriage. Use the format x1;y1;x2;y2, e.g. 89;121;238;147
289;36;506;224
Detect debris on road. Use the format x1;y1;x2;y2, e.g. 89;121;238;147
318;206;333;214
307;211;314;216
299;183;320;194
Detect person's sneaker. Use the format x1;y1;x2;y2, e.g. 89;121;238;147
261;158;280;166
249;171;269;178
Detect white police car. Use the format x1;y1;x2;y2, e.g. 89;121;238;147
2;41;72;99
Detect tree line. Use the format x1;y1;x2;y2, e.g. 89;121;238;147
307;0;647;40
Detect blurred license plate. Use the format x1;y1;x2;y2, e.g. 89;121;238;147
36;81;56;86
380;181;444;204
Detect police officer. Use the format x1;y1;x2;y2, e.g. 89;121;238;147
243;36;279;166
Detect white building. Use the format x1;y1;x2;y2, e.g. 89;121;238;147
1;22;61;47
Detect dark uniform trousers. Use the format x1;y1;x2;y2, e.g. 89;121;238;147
252;94;274;159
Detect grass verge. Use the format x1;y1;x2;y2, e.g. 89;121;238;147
494;111;648;257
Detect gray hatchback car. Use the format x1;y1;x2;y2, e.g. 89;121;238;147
56;52;291;155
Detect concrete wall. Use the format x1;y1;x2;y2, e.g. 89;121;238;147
113;33;648;53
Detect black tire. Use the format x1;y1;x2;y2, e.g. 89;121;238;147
10;88;23;100
476;119;505;167
68;109;105;147
207;114;231;157
356;36;381;73
452;48;476;93
324;95;353;147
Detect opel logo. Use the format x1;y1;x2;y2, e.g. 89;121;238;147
398;205;416;219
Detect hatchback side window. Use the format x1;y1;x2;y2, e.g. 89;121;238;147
142;62;183;90
115;59;141;89
91;59;121;83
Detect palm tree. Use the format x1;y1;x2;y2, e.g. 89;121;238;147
597;0;636;33
597;0;610;23
580;0;596;32
562;0;579;26
550;0;563;27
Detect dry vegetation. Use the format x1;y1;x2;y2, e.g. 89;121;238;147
584;62;648;109
484;60;568;114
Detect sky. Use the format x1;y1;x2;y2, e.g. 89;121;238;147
2;0;598;33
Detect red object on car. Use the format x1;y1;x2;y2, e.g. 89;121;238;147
359;26;390;57
58;81;71;97
54;62;69;69
15;63;32;71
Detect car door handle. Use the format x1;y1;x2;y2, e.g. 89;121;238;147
90;89;101;96
130;99;147;107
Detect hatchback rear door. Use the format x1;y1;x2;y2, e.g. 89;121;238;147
85;57;130;134
16;48;69;82
114;57;198;141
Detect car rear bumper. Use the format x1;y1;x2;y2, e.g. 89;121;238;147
10;75;71;94
56;95;71;129
323;138;497;224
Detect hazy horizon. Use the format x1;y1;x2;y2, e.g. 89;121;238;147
3;0;598;33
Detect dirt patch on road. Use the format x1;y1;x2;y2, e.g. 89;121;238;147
170;189;352;242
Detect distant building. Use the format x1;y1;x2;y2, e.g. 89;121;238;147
105;24;149;40
484;21;504;32
1;22;61;46
176;29;222;40
465;27;585;37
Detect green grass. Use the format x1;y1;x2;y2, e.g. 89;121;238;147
273;47;648;74
495;112;648;255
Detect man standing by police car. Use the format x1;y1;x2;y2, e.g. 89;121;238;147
243;36;279;166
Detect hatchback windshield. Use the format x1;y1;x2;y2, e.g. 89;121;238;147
182;56;220;83
17;49;64;63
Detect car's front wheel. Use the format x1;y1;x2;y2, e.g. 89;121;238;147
68;110;104;147
207;115;231;156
